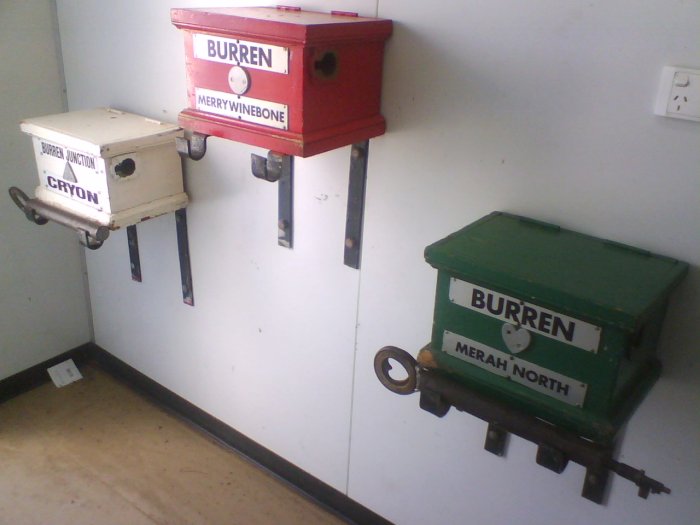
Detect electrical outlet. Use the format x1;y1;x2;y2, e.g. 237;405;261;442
654;66;700;122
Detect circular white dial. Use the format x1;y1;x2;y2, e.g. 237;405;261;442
228;66;250;95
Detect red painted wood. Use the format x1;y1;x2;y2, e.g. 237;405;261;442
172;6;392;157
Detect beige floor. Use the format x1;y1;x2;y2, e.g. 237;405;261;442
0;365;346;525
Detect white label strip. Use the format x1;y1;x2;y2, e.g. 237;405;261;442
449;279;601;353
195;87;289;130
193;33;288;74
443;331;588;406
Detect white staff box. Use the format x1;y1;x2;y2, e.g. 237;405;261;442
20;108;187;229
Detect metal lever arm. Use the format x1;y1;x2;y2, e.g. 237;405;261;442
8;186;109;249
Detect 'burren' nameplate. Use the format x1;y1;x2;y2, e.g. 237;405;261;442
449;279;601;353
193;33;289;74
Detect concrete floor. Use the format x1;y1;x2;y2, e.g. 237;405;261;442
0;364;346;525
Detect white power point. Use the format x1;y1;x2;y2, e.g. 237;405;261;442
654;66;700;122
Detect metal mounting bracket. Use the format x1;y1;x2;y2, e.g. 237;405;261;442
536;443;569;474
344;141;369;269
484;423;509;457
251;151;294;249
176;132;209;161
126;225;142;282
175;208;195;306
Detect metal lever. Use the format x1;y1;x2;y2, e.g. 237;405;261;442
8;186;109;249
344;141;369;269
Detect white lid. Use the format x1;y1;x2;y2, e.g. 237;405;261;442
20;108;183;157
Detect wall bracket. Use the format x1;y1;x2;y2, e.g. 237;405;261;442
251;151;294;249
175;208;195;305
344;141;369;269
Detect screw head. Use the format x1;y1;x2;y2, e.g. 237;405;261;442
351;146;365;159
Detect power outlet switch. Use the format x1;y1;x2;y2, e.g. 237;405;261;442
654;66;700;122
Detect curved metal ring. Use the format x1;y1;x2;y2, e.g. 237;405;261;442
84;238;105;250
8;187;48;225
374;346;418;395
77;230;107;250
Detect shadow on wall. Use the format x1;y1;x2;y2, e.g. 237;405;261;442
656;265;699;385
381;23;476;134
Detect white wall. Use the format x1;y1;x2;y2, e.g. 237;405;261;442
56;1;700;523
0;0;91;380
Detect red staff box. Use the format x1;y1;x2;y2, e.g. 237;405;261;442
171;6;392;157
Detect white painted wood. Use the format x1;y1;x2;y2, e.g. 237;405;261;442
0;0;91;380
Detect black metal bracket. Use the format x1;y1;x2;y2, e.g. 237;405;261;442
536;442;570;473
484;423;509;457
9;188;194;300
126;225;142;282
251;151;294;249
373;345;671;504
175;208;194;306
582;464;611;503
176;132;209;161
344;141;370;269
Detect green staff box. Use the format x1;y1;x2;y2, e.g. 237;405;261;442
421;212;687;444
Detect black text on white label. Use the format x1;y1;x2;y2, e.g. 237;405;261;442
193;34;288;74
37;140;102;209
195;88;288;130
449;279;601;352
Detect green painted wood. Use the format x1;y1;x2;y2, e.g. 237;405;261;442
425;212;688;330
424;212;688;444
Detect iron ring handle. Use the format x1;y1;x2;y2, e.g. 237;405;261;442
8;187;48;225
374;346;418;395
